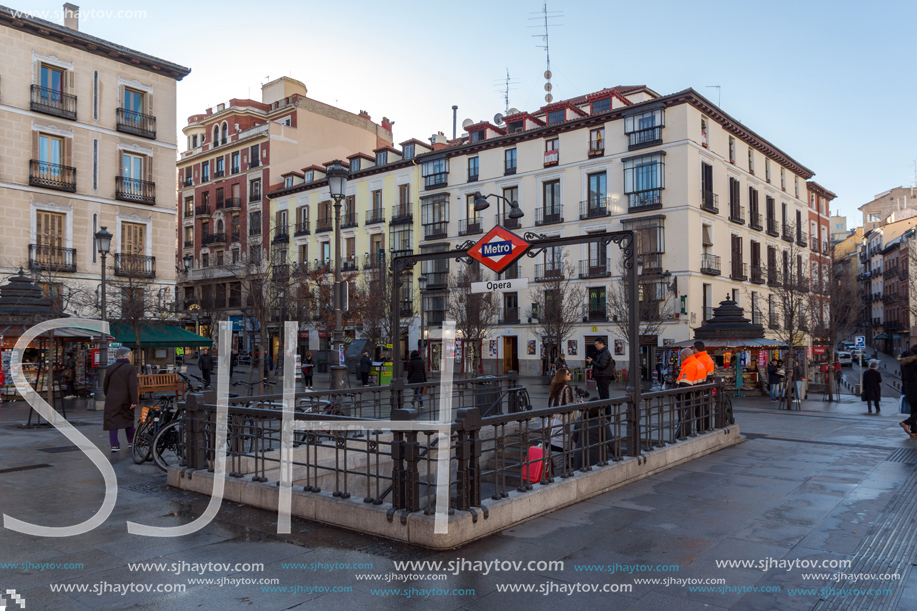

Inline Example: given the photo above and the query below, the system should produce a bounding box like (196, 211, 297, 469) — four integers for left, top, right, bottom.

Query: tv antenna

(530, 4, 562, 103)
(494, 69, 520, 115)
(706, 85, 721, 107)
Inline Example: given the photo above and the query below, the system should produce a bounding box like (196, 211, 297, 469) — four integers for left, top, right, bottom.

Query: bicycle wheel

(152, 420, 185, 472)
(132, 421, 155, 464)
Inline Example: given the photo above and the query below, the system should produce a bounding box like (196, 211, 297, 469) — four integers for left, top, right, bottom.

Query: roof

(0, 5, 190, 80)
(111, 324, 212, 349)
(346, 152, 374, 161)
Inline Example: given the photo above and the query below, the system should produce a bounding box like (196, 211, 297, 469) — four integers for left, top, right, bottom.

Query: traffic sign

(855, 336, 865, 348)
(467, 226, 530, 273)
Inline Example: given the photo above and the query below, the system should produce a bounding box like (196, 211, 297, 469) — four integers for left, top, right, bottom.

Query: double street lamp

(92, 226, 112, 410)
(326, 161, 349, 389)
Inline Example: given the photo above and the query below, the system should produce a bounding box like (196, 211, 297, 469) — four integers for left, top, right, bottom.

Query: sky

(16, 0, 917, 224)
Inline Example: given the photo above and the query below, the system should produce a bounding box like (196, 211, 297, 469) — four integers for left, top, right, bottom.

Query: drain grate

(37, 446, 83, 454)
(885, 448, 917, 465)
(0, 463, 52, 474)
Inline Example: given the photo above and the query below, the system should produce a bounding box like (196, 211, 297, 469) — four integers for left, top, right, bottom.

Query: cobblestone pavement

(1, 384, 916, 610)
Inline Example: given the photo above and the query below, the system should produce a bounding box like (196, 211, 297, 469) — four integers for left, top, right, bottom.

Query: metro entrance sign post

(466, 226, 530, 274)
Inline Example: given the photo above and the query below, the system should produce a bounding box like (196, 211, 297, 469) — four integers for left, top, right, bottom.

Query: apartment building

(0, 4, 189, 315)
(175, 76, 393, 348)
(878, 230, 915, 355)
(830, 215, 849, 245)
(859, 186, 917, 233)
(807, 182, 835, 334)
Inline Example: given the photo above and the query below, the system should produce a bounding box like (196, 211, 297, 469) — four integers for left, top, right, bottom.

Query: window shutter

(702, 225, 712, 246)
(67, 70, 74, 94)
(63, 136, 72, 167)
(146, 91, 153, 117)
(31, 130, 39, 160)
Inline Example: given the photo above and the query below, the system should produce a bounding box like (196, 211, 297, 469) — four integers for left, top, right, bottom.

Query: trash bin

(475, 375, 502, 416)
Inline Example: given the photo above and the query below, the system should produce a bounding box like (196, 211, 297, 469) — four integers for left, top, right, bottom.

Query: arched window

(221, 122, 228, 145)
(217, 219, 224, 234)
(212, 126, 219, 144)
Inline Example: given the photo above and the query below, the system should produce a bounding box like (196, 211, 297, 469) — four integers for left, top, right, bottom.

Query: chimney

(432, 131, 448, 151)
(452, 105, 458, 140)
(63, 3, 79, 30)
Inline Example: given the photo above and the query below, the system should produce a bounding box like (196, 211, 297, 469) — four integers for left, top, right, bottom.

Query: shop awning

(111, 323, 213, 349)
(671, 337, 788, 349)
(873, 333, 889, 341)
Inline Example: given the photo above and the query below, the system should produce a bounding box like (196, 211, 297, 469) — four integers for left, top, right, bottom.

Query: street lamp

(417, 274, 428, 356)
(326, 160, 349, 389)
(472, 191, 524, 221)
(92, 226, 112, 410)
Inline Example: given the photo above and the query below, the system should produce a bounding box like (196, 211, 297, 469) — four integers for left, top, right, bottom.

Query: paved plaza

(1, 371, 916, 610)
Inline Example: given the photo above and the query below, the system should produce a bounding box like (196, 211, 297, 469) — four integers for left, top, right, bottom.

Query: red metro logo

(467, 226, 530, 273)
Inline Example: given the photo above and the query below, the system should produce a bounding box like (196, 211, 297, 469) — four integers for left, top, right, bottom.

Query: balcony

(769, 313, 780, 330)
(214, 169, 225, 179)
(183, 240, 193, 248)
(534, 264, 564, 282)
(423, 222, 448, 240)
(223, 198, 241, 211)
(544, 150, 559, 166)
(316, 217, 332, 233)
(504, 163, 517, 176)
(765, 217, 779, 237)
(535, 206, 563, 226)
(499, 307, 520, 324)
(797, 231, 808, 248)
(750, 265, 765, 284)
(641, 253, 664, 275)
(751, 310, 763, 326)
(873, 317, 881, 326)
(342, 213, 358, 229)
(29, 160, 76, 192)
(116, 177, 156, 205)
(230, 231, 241, 243)
(114, 254, 156, 278)
(588, 140, 605, 156)
(424, 173, 448, 190)
(729, 204, 745, 224)
(901, 269, 908, 281)
(391, 204, 413, 225)
(116, 108, 156, 139)
(459, 219, 483, 236)
(343, 260, 358, 272)
(886, 321, 903, 332)
(883, 293, 897, 304)
(366, 208, 385, 225)
(195, 204, 210, 217)
(250, 158, 260, 169)
(749, 211, 763, 231)
(884, 266, 898, 279)
(700, 190, 719, 214)
(495, 213, 520, 230)
(579, 199, 609, 219)
(782, 224, 793, 243)
(700, 253, 721, 275)
(202, 232, 226, 246)
(467, 171, 478, 182)
(391, 249, 414, 260)
(400, 301, 414, 317)
(28, 244, 76, 273)
(767, 269, 781, 287)
(215, 198, 225, 210)
(272, 228, 289, 243)
(249, 191, 261, 203)
(627, 126, 662, 150)
(730, 261, 747, 281)
(703, 307, 713, 322)
(587, 309, 608, 322)
(183, 176, 193, 188)
(425, 271, 448, 290)
(579, 259, 610, 279)
(30, 85, 77, 120)
(811, 236, 819, 252)
(627, 188, 662, 211)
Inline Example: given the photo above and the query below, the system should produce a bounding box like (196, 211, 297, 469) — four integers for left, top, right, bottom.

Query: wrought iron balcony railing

(114, 254, 156, 278)
(116, 177, 156, 205)
(116, 107, 156, 139)
(30, 85, 76, 120)
(29, 160, 76, 192)
(29, 244, 76, 273)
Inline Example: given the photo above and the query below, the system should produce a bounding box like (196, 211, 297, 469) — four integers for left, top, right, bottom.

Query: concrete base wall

(170, 424, 743, 549)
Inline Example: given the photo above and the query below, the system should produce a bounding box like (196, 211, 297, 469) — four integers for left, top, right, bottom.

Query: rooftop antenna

(530, 4, 562, 104)
(494, 69, 520, 115)
(706, 85, 721, 107)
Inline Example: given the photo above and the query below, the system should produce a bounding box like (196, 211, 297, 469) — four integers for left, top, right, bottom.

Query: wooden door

(502, 336, 518, 374)
(122, 222, 145, 255)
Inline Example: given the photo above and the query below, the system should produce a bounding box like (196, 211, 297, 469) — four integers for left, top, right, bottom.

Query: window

(422, 158, 448, 188)
(390, 225, 413, 254)
(202, 191, 210, 208)
(403, 143, 415, 160)
(249, 246, 261, 265)
(586, 172, 607, 214)
(780, 167, 786, 190)
(92, 213, 97, 263)
(375, 150, 388, 165)
(212, 126, 219, 145)
(249, 178, 261, 202)
(548, 109, 565, 124)
(184, 196, 194, 218)
(765, 158, 771, 182)
(92, 139, 98, 190)
(588, 287, 606, 320)
(305, 171, 313, 182)
(624, 108, 664, 149)
(623, 153, 665, 209)
(544, 138, 559, 165)
(468, 156, 479, 181)
(867, 212, 881, 223)
(501, 186, 519, 225)
(728, 136, 735, 163)
(92, 70, 99, 120)
(231, 152, 240, 174)
(372, 190, 382, 212)
(220, 123, 228, 145)
(39, 133, 63, 166)
(505, 148, 517, 174)
(507, 120, 524, 133)
(34, 210, 65, 269)
(701, 117, 709, 148)
(470, 130, 485, 143)
(284, 176, 293, 188)
(249, 211, 261, 236)
(215, 156, 224, 177)
(202, 161, 210, 182)
(794, 176, 799, 198)
(201, 221, 210, 240)
(250, 144, 260, 168)
(591, 98, 610, 114)
(543, 180, 561, 213)
(748, 148, 754, 174)
(351, 158, 361, 172)
(40, 64, 64, 93)
(589, 128, 604, 153)
(121, 221, 146, 256)
(701, 162, 715, 212)
(192, 135, 198, 148)
(201, 253, 210, 268)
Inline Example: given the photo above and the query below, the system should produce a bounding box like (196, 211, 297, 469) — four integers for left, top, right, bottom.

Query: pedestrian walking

(554, 354, 567, 374)
(198, 347, 213, 388)
(862, 360, 882, 414)
(548, 367, 575, 475)
(898, 346, 917, 438)
(585, 338, 614, 400)
(63, 350, 77, 398)
(359, 352, 372, 387)
(302, 352, 315, 389)
(767, 358, 781, 401)
(406, 350, 427, 408)
(103, 347, 138, 452)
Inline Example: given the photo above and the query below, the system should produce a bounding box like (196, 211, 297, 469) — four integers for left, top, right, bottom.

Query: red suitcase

(523, 445, 548, 483)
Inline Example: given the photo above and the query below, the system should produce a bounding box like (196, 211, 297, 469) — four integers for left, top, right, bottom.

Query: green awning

(111, 323, 213, 349)
(872, 333, 889, 341)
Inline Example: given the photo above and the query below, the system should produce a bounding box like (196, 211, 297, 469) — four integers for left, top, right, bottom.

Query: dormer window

(351, 158, 361, 172)
(305, 171, 313, 182)
(470, 131, 485, 143)
(284, 176, 293, 188)
(376, 151, 388, 165)
(591, 98, 610, 114)
(403, 144, 415, 160)
(548, 109, 565, 124)
(507, 120, 524, 133)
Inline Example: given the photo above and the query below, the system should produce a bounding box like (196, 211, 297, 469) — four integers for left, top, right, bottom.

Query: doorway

(639, 336, 657, 381)
(502, 336, 518, 374)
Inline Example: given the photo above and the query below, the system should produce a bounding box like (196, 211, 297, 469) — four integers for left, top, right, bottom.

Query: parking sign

(855, 336, 865, 348)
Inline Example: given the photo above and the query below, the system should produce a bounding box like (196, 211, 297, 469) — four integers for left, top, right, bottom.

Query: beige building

(0, 5, 189, 319)
(859, 186, 917, 233)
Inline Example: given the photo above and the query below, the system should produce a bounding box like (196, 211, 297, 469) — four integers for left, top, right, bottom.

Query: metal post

(330, 195, 346, 389)
(93, 251, 108, 410)
(627, 239, 641, 456)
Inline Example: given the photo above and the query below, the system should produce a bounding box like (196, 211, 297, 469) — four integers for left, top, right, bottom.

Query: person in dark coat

(301, 352, 315, 389)
(585, 338, 613, 400)
(899, 346, 917, 437)
(229, 350, 238, 379)
(359, 352, 372, 387)
(198, 347, 214, 388)
(406, 350, 427, 407)
(862, 360, 882, 414)
(767, 358, 781, 401)
(63, 351, 77, 397)
(104, 347, 138, 452)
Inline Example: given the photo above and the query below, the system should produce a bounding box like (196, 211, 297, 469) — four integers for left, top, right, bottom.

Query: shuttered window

(121, 222, 145, 255)
(36, 211, 65, 249)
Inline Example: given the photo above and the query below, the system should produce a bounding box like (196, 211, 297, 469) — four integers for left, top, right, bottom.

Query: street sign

(855, 336, 865, 348)
(470, 278, 529, 294)
(467, 226, 530, 273)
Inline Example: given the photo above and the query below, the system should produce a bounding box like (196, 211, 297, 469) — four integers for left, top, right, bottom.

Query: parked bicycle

(132, 372, 204, 466)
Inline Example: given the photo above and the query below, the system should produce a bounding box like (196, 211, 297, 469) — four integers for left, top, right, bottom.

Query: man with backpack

(586, 338, 615, 400)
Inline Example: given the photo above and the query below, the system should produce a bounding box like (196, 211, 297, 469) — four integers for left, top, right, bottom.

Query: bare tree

(447, 262, 499, 375)
(606, 258, 674, 343)
(358, 257, 396, 354)
(808, 253, 860, 400)
(527, 254, 584, 375)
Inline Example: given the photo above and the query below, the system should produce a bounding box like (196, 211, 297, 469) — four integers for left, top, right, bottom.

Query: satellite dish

(544, 83, 553, 92)
(545, 93, 554, 103)
(544, 70, 552, 79)
(507, 107, 520, 115)
(462, 118, 474, 129)
(493, 113, 504, 125)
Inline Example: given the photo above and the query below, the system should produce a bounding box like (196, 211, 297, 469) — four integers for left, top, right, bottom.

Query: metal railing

(29, 160, 76, 192)
(195, 204, 210, 217)
(499, 307, 520, 324)
(116, 107, 156, 139)
(701, 190, 719, 214)
(766, 217, 779, 237)
(342, 212, 358, 229)
(316, 217, 332, 233)
(366, 208, 385, 225)
(495, 213, 520, 230)
(294, 221, 310, 237)
(424, 173, 448, 189)
(589, 140, 605, 155)
(391, 204, 412, 224)
(30, 85, 76, 120)
(459, 219, 483, 236)
(114, 254, 156, 278)
(273, 228, 289, 243)
(797, 231, 808, 248)
(116, 177, 156, 205)
(627, 126, 662, 149)
(588, 309, 608, 322)
(769, 313, 780, 330)
(730, 261, 747, 281)
(534, 263, 564, 282)
(767, 269, 781, 287)
(750, 265, 765, 284)
(627, 189, 661, 210)
(641, 253, 663, 274)
(202, 233, 226, 246)
(782, 224, 793, 242)
(729, 204, 745, 223)
(748, 211, 763, 231)
(223, 198, 242, 211)
(535, 206, 563, 226)
(700, 253, 721, 275)
(28, 244, 76, 273)
(579, 199, 609, 219)
(579, 259, 610, 278)
(423, 222, 448, 240)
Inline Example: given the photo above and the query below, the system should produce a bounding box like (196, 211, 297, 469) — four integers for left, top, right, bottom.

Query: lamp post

(326, 160, 349, 389)
(92, 226, 112, 410)
(472, 191, 525, 221)
(417, 274, 428, 360)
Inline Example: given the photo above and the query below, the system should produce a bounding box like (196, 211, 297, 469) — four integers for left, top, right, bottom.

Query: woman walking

(548, 368, 574, 475)
(104, 347, 138, 452)
(301, 352, 315, 390)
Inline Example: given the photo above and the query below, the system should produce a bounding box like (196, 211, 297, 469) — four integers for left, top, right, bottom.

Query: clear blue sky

(17, 0, 917, 223)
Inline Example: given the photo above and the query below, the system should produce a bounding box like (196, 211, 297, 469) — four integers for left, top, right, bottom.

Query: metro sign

(467, 225, 530, 273)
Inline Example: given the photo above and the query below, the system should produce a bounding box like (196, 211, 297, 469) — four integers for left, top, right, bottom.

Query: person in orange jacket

(692, 341, 716, 432)
(676, 347, 702, 436)
(677, 348, 705, 386)
(693, 341, 715, 380)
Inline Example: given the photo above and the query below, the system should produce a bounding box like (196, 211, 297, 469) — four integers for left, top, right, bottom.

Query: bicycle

(140, 372, 205, 470)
